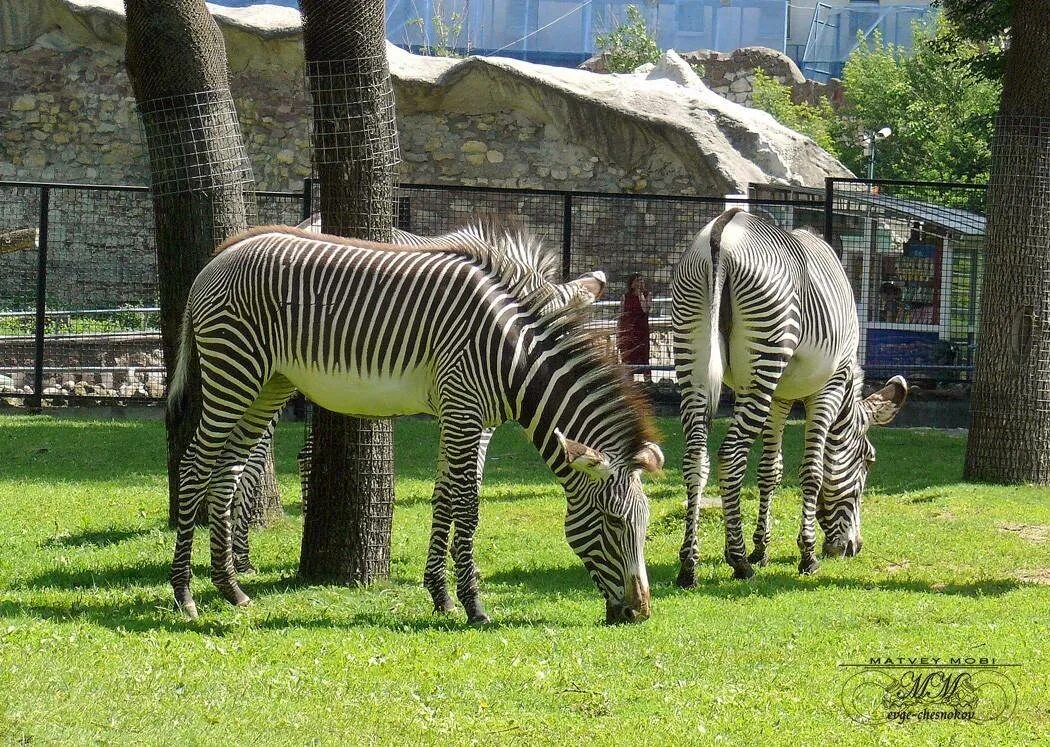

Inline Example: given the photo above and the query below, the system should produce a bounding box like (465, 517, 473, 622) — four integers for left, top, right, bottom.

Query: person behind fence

(617, 273, 652, 381)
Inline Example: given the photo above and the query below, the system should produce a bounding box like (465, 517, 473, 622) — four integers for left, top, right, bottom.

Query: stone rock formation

(0, 0, 851, 195)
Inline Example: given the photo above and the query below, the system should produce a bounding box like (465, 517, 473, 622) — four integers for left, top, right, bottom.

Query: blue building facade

(214, 1, 935, 79)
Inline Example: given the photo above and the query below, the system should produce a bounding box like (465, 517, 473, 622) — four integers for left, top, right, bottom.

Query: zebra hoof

(216, 581, 252, 607)
(463, 599, 490, 626)
(234, 558, 257, 575)
(747, 545, 769, 566)
(730, 561, 755, 580)
(174, 588, 198, 620)
(675, 566, 697, 589)
(433, 596, 456, 614)
(798, 556, 821, 575)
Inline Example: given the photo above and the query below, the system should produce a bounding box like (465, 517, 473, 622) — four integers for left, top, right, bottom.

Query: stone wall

(584, 45, 844, 110)
(677, 47, 843, 108)
(1, 1, 849, 198)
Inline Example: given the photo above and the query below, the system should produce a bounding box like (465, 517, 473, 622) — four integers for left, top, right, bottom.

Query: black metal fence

(0, 178, 985, 408)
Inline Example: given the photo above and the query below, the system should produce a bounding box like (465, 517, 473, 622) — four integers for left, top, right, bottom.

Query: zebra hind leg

(717, 392, 778, 580)
(207, 376, 296, 609)
(749, 399, 790, 567)
(171, 403, 250, 618)
(797, 376, 848, 575)
(231, 420, 278, 574)
(677, 388, 710, 589)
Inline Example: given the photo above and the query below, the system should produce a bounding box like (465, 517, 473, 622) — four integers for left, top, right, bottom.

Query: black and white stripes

(673, 209, 907, 584)
(168, 223, 659, 624)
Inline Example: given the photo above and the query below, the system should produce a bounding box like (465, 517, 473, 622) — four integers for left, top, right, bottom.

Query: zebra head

(819, 375, 909, 557)
(555, 430, 664, 624)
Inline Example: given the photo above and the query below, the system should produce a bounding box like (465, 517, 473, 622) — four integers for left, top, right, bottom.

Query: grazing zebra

(170, 223, 663, 624)
(673, 209, 907, 584)
(228, 218, 608, 570)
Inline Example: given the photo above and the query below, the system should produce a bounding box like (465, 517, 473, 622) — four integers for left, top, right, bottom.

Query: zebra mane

(517, 296, 660, 456)
(216, 220, 560, 303)
(417, 220, 562, 307)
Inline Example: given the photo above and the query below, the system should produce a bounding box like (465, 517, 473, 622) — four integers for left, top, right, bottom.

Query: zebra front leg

(171, 438, 209, 619)
(717, 392, 773, 579)
(677, 390, 710, 588)
(750, 398, 790, 567)
(439, 411, 489, 624)
(798, 379, 847, 574)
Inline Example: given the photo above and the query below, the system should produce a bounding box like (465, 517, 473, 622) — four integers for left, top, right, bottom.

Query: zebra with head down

(169, 222, 663, 624)
(673, 209, 908, 584)
(229, 218, 608, 571)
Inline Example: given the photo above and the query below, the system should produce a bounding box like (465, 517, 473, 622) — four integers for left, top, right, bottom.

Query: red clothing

(617, 292, 650, 365)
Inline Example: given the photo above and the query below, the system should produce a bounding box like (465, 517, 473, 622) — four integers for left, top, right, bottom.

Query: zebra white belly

(775, 341, 842, 401)
(278, 363, 437, 417)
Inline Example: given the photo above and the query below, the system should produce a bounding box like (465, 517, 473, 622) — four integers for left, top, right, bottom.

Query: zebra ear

(555, 428, 613, 481)
(861, 376, 909, 428)
(575, 270, 607, 300)
(633, 442, 664, 473)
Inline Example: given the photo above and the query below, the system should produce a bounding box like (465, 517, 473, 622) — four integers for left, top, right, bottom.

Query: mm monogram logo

(838, 661, 1018, 725)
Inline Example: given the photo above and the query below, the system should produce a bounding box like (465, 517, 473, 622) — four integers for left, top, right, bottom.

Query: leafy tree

(752, 19, 1002, 184)
(840, 21, 1001, 183)
(595, 5, 660, 73)
(751, 70, 843, 158)
(933, 0, 1011, 79)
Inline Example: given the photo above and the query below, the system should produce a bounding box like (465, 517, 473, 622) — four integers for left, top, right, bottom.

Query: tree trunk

(965, 4, 1050, 483)
(124, 0, 281, 526)
(298, 0, 398, 584)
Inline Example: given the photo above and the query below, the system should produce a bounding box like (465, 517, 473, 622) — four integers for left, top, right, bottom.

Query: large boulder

(393, 45, 851, 191)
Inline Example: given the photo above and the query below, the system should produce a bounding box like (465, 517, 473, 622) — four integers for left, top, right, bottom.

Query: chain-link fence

(0, 178, 987, 408)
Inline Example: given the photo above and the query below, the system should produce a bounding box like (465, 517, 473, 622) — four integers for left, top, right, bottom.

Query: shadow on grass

(486, 559, 1024, 600)
(40, 525, 161, 549)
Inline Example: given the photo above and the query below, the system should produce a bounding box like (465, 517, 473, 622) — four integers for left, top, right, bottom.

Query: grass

(0, 414, 1047, 745)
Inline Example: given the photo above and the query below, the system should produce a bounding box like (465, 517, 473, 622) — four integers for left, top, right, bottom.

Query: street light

(864, 126, 893, 180)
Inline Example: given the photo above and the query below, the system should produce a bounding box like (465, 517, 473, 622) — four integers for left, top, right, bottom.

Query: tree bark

(123, 0, 281, 524)
(298, 0, 398, 584)
(965, 3, 1050, 483)
(248, 446, 284, 528)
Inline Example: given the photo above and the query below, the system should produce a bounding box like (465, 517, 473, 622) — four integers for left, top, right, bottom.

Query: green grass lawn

(0, 414, 1047, 745)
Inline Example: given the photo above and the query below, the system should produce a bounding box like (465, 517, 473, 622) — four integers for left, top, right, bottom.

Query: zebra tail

(167, 302, 194, 416)
(703, 250, 726, 423)
(702, 208, 744, 421)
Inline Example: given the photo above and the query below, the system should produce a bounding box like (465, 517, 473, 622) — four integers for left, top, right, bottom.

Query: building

(381, 1, 935, 76)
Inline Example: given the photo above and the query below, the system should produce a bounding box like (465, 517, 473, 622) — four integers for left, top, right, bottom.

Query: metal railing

(0, 177, 985, 407)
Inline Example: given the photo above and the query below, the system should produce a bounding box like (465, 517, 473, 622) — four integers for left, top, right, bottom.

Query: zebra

(169, 223, 663, 625)
(672, 208, 908, 585)
(228, 218, 608, 570)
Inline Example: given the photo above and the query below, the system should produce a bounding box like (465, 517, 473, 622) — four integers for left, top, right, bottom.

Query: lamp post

(864, 126, 893, 180)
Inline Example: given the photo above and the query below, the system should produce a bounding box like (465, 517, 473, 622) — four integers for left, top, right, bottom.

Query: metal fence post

(30, 186, 49, 414)
(823, 176, 835, 252)
(561, 192, 573, 280)
(300, 176, 313, 224)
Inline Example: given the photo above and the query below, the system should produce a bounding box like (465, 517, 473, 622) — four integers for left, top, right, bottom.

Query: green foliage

(409, 0, 467, 58)
(752, 18, 1002, 183)
(751, 70, 843, 158)
(933, 0, 1011, 78)
(840, 21, 1002, 183)
(1, 415, 1048, 743)
(594, 5, 661, 73)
